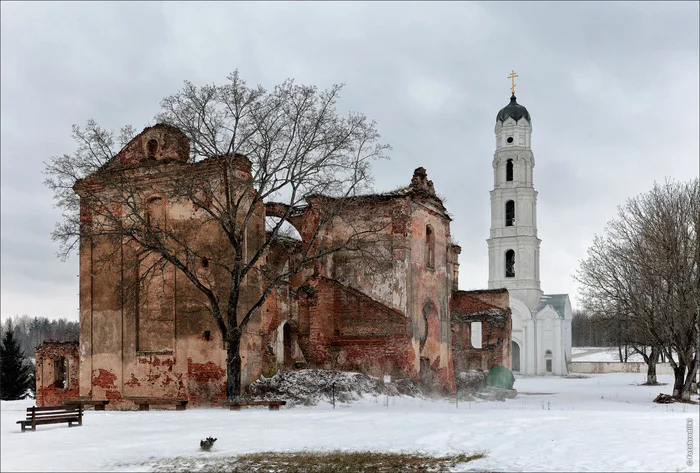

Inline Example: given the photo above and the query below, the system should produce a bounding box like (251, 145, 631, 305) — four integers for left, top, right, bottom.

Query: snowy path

(2, 373, 698, 472)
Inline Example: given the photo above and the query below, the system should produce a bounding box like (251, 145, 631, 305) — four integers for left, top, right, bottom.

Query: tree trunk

(672, 363, 686, 399)
(226, 331, 242, 402)
(681, 361, 698, 401)
(645, 348, 658, 385)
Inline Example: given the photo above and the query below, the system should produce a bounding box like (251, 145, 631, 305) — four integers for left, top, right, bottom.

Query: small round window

(506, 137, 514, 144)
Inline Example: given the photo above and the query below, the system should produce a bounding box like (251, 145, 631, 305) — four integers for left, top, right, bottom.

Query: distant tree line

(572, 310, 670, 364)
(571, 310, 615, 347)
(0, 315, 79, 360)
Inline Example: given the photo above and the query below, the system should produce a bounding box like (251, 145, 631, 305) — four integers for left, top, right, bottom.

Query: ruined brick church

(35, 101, 528, 409)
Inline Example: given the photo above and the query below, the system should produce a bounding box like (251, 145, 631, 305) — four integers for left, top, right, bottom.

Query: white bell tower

(487, 74, 543, 310)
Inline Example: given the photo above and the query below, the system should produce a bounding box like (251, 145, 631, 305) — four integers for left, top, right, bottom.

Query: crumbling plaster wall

(407, 202, 455, 392)
(77, 125, 266, 408)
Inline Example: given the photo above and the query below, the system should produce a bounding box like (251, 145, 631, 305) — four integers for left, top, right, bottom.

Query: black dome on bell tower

(496, 95, 531, 124)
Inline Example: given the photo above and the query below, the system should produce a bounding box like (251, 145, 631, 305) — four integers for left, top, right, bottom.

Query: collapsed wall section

(297, 276, 416, 380)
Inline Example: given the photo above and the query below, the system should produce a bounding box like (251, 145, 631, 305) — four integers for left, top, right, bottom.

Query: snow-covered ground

(2, 373, 698, 472)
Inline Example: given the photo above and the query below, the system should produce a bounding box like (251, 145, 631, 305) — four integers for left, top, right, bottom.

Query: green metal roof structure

(486, 366, 515, 390)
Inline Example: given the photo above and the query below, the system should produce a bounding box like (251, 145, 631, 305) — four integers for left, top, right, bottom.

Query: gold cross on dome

(508, 70, 518, 95)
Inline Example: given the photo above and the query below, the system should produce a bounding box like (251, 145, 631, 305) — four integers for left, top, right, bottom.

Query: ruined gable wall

(77, 126, 267, 408)
(112, 123, 189, 168)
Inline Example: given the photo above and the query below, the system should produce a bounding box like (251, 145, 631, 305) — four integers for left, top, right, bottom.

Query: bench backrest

(26, 406, 81, 419)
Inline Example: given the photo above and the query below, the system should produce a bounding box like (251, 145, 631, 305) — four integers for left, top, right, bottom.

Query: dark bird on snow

(200, 436, 217, 451)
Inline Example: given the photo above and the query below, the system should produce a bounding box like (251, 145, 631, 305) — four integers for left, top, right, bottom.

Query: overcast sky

(1, 1, 698, 322)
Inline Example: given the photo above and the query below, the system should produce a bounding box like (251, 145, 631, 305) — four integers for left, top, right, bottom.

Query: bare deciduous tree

(576, 179, 699, 399)
(45, 72, 391, 400)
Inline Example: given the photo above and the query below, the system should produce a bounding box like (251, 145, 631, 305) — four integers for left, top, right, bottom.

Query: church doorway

(511, 341, 521, 372)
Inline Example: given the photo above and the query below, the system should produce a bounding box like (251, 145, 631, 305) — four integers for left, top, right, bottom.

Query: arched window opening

(506, 159, 513, 182)
(425, 225, 435, 269)
(505, 200, 515, 227)
(505, 250, 515, 278)
(471, 321, 482, 349)
(545, 349, 553, 373)
(147, 139, 159, 159)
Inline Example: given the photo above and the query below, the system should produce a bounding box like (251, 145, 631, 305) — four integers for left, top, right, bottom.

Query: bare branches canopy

(576, 178, 699, 399)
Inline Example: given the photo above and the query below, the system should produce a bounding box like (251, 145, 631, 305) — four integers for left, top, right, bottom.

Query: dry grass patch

(147, 450, 486, 472)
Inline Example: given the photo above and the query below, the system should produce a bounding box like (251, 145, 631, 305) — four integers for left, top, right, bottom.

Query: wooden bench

(226, 400, 286, 411)
(17, 405, 82, 432)
(63, 398, 109, 411)
(125, 397, 188, 411)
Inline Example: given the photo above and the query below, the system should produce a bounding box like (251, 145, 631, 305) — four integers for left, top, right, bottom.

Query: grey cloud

(1, 1, 697, 321)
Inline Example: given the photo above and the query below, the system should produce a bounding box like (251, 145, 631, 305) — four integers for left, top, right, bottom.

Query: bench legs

(95, 404, 106, 411)
(136, 403, 186, 410)
(228, 404, 282, 410)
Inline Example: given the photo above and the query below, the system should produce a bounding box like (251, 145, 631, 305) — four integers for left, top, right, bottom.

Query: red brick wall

(297, 277, 417, 379)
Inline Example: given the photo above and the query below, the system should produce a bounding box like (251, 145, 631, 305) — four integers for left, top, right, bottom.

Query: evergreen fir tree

(0, 320, 31, 400)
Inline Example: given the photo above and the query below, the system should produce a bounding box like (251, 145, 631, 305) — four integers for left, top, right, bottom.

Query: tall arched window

(146, 196, 165, 229)
(505, 200, 515, 227)
(505, 249, 515, 278)
(425, 225, 435, 269)
(506, 159, 513, 182)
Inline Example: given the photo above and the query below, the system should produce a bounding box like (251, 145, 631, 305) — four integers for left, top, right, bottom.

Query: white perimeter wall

(568, 362, 674, 375)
